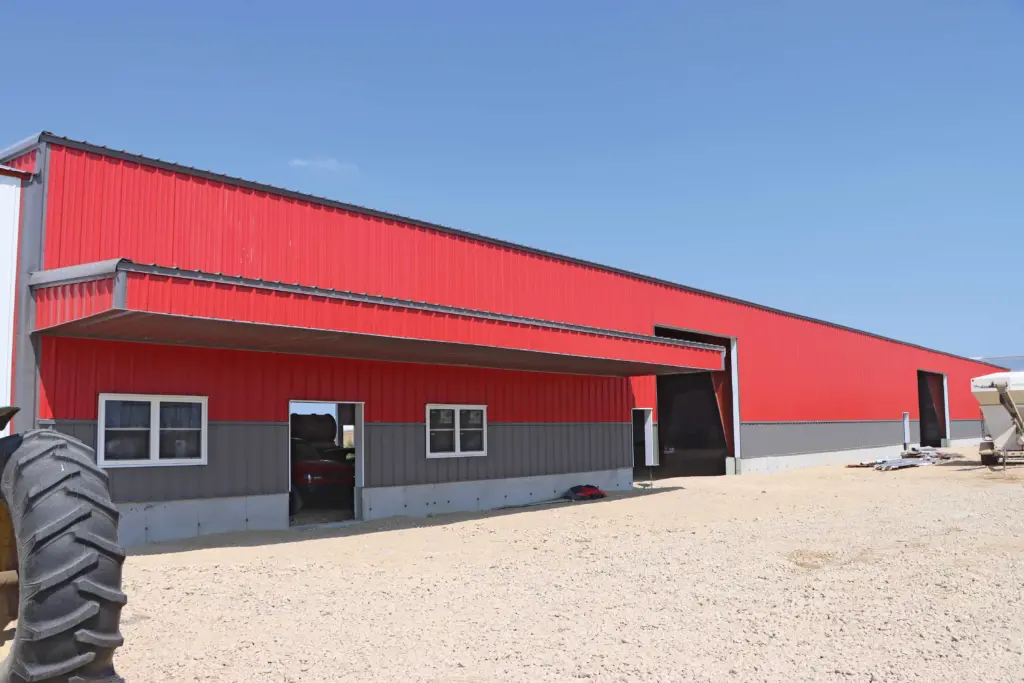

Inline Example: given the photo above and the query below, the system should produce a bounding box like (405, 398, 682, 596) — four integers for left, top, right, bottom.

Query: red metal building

(0, 132, 1001, 546)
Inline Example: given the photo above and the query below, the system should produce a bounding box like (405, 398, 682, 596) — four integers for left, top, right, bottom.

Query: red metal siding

(44, 145, 654, 330)
(123, 273, 721, 371)
(641, 288, 988, 423)
(43, 145, 997, 423)
(4, 150, 36, 173)
(34, 279, 115, 330)
(39, 337, 635, 424)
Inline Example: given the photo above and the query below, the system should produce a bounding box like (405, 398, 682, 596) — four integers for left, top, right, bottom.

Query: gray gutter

(0, 164, 32, 179)
(28, 259, 726, 360)
(5, 131, 998, 369)
(28, 258, 123, 287)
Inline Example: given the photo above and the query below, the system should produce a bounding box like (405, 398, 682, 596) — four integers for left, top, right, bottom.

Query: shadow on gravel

(935, 458, 1023, 470)
(128, 485, 684, 557)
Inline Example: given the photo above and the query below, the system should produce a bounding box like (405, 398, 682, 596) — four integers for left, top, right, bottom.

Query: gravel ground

(118, 452, 1024, 682)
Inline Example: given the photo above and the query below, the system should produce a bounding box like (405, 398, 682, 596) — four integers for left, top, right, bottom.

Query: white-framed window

(426, 404, 487, 458)
(97, 393, 208, 468)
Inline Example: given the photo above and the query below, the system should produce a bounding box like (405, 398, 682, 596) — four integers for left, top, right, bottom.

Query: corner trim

(113, 270, 127, 308)
(12, 142, 48, 431)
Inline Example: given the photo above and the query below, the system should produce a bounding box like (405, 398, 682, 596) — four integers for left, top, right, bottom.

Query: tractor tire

(0, 429, 126, 683)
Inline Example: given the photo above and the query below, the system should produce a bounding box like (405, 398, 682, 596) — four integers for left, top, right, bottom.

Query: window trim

(425, 404, 487, 459)
(97, 393, 209, 468)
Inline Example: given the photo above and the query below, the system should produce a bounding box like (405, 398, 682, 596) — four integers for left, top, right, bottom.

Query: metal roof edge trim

(0, 133, 43, 164)
(0, 164, 32, 179)
(116, 261, 725, 358)
(50, 311, 715, 377)
(30, 132, 998, 369)
(29, 259, 124, 288)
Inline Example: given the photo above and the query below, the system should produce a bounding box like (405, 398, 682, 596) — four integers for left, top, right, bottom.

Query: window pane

(460, 409, 484, 428)
(460, 429, 484, 452)
(105, 400, 150, 428)
(429, 429, 455, 453)
(160, 402, 202, 429)
(429, 409, 455, 429)
(104, 429, 150, 461)
(159, 430, 202, 460)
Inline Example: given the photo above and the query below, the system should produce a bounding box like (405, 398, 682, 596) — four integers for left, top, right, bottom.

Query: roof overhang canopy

(30, 260, 725, 377)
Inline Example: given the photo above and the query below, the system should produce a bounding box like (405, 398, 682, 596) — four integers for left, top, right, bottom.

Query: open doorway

(651, 326, 736, 477)
(655, 373, 729, 476)
(632, 408, 656, 470)
(288, 400, 363, 526)
(917, 371, 948, 448)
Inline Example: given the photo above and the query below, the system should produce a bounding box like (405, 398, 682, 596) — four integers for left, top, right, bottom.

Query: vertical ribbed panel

(33, 279, 115, 329)
(39, 337, 633, 424)
(364, 422, 631, 488)
(122, 273, 722, 370)
(42, 144, 997, 422)
(48, 420, 288, 503)
(3, 150, 36, 173)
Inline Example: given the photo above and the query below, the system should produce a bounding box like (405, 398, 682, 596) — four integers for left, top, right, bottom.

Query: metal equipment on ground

(970, 371, 1024, 468)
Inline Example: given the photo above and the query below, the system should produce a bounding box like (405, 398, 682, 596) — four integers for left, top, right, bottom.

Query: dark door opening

(632, 409, 647, 468)
(649, 327, 734, 477)
(655, 373, 729, 476)
(289, 401, 361, 526)
(917, 371, 947, 448)
(632, 407, 655, 471)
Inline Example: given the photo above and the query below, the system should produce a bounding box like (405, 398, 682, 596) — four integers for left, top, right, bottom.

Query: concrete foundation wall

(117, 493, 289, 548)
(738, 436, 984, 475)
(360, 467, 633, 521)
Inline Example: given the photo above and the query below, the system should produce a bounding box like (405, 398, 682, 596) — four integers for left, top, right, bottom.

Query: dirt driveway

(118, 455, 1024, 682)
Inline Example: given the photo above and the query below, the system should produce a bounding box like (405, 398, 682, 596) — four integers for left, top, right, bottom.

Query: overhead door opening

(649, 326, 735, 477)
(655, 373, 729, 476)
(917, 371, 948, 448)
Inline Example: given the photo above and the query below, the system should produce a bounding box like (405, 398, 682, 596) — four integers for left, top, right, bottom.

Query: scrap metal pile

(847, 446, 960, 471)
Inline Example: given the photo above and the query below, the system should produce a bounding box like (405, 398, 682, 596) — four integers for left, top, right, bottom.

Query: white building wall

(0, 176, 21, 436)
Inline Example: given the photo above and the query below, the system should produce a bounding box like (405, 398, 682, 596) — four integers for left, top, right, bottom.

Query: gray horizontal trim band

(45, 419, 628, 427)
(371, 421, 631, 427)
(738, 419, 982, 459)
(741, 419, 978, 426)
(45, 419, 288, 503)
(29, 258, 123, 287)
(10, 131, 1001, 370)
(0, 164, 31, 179)
(41, 419, 289, 426)
(742, 419, 914, 426)
(42, 259, 721, 356)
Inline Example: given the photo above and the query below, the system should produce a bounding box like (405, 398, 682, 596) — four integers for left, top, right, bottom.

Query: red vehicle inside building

(289, 413, 355, 514)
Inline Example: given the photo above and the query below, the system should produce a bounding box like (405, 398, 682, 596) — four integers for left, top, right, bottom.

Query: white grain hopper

(970, 371, 1024, 466)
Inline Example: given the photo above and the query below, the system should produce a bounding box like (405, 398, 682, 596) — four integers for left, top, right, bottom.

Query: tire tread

(1, 429, 126, 683)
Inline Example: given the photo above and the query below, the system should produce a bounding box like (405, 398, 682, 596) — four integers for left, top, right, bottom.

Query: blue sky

(3, 1, 1022, 358)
